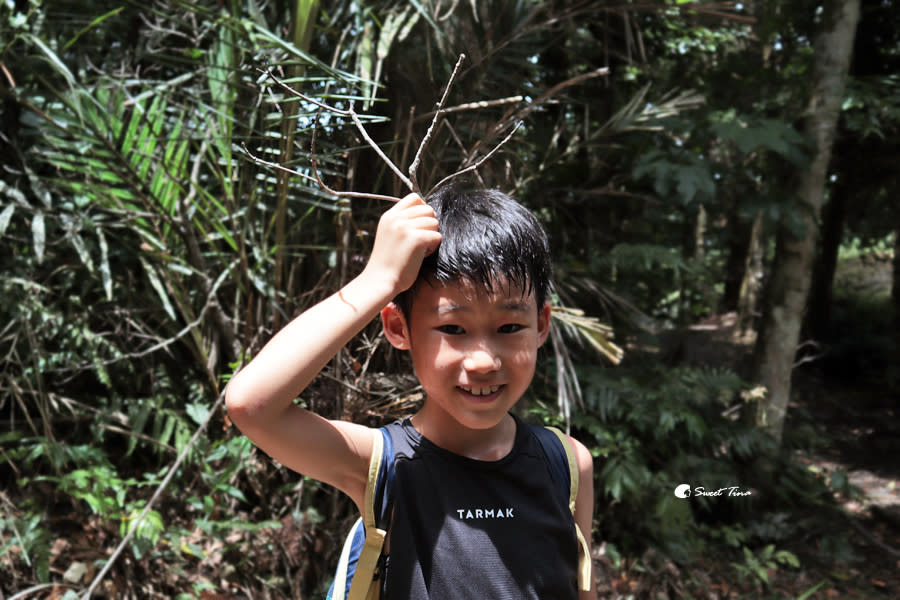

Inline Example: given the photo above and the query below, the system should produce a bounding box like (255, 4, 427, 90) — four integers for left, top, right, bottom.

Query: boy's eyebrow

(434, 300, 532, 314)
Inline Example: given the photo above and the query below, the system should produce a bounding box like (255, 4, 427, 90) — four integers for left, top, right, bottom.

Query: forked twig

(409, 53, 466, 192)
(427, 121, 522, 196)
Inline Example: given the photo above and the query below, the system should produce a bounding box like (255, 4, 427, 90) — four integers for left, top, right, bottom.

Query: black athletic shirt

(379, 415, 578, 599)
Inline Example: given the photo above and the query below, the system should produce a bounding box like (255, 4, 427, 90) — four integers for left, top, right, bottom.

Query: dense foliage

(1, 1, 897, 598)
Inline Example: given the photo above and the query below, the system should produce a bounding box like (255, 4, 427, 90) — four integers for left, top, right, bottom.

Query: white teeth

(460, 385, 501, 396)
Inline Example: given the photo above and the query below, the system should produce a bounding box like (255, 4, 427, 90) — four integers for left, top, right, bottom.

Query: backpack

(327, 425, 592, 600)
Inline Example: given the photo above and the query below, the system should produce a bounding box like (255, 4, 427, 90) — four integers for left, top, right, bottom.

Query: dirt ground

(790, 373, 900, 599)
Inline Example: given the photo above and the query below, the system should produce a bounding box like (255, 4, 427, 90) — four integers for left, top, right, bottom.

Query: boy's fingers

(403, 203, 436, 217)
(420, 230, 442, 256)
(398, 192, 424, 207)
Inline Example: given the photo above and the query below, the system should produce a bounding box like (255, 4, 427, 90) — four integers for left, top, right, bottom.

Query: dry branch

(409, 53, 466, 192)
(258, 53, 528, 202)
(488, 67, 610, 141)
(263, 68, 414, 193)
(427, 121, 522, 196)
(414, 95, 525, 121)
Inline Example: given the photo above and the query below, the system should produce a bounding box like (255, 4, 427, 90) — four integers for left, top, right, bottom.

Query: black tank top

(379, 416, 578, 599)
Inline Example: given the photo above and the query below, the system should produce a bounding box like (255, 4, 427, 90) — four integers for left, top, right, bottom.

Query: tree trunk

(722, 208, 753, 313)
(806, 177, 847, 339)
(893, 224, 900, 334)
(737, 210, 765, 336)
(750, 0, 860, 443)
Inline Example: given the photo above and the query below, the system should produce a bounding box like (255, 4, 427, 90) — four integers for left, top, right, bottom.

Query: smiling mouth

(458, 385, 503, 397)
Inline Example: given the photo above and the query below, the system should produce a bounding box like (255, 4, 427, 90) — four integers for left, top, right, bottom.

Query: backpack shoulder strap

(540, 426, 593, 593)
(329, 429, 390, 600)
(347, 428, 388, 600)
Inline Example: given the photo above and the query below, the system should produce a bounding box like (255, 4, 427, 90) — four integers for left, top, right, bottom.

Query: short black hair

(394, 181, 553, 318)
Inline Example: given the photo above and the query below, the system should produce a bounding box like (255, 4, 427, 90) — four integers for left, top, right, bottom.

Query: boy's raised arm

(225, 194, 441, 508)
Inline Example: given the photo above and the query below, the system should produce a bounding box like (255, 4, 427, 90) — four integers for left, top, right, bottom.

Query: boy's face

(382, 277, 551, 432)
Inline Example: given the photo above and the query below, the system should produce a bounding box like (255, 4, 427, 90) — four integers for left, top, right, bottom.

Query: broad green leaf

(185, 402, 210, 426)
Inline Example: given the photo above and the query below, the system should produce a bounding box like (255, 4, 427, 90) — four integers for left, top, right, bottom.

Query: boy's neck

(409, 407, 517, 461)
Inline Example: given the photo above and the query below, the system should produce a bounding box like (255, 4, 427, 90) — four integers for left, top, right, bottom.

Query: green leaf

(31, 212, 45, 263)
(775, 549, 800, 568)
(0, 203, 15, 236)
(140, 258, 178, 321)
(185, 402, 210, 426)
(25, 34, 76, 88)
(797, 581, 828, 600)
(63, 216, 94, 272)
(97, 228, 112, 301)
(752, 564, 769, 583)
(63, 6, 125, 51)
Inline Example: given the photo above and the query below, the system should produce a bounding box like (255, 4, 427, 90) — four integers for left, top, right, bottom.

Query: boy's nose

(462, 347, 501, 373)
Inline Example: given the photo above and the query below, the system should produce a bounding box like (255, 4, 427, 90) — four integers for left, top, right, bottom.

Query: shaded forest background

(1, 1, 898, 598)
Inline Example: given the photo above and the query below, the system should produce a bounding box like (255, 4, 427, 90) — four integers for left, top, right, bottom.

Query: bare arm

(225, 194, 441, 509)
(571, 436, 597, 600)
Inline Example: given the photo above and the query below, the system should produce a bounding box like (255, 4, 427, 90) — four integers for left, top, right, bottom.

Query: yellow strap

(546, 427, 592, 592)
(575, 522, 592, 592)
(347, 431, 386, 600)
(363, 431, 384, 529)
(348, 527, 386, 600)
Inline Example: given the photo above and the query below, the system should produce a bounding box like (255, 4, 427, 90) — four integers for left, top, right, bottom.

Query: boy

(225, 183, 596, 598)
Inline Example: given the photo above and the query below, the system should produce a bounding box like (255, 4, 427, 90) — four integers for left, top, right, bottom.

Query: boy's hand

(364, 193, 441, 294)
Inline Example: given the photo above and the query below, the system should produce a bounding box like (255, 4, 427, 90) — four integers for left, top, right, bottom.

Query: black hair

(394, 181, 553, 318)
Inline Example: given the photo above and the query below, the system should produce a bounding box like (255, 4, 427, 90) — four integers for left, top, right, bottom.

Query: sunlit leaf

(98, 228, 113, 301)
(31, 212, 45, 264)
(0, 203, 15, 236)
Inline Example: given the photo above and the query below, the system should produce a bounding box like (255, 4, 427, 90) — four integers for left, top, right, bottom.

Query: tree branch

(263, 69, 413, 192)
(241, 142, 399, 202)
(427, 121, 521, 195)
(409, 53, 466, 194)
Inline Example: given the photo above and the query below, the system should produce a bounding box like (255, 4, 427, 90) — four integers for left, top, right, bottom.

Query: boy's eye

(498, 323, 525, 334)
(437, 324, 465, 335)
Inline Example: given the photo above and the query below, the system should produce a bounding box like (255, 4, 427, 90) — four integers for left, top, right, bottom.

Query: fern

(572, 361, 838, 562)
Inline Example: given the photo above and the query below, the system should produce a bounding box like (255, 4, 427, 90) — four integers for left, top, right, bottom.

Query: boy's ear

(537, 301, 552, 347)
(381, 302, 411, 350)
